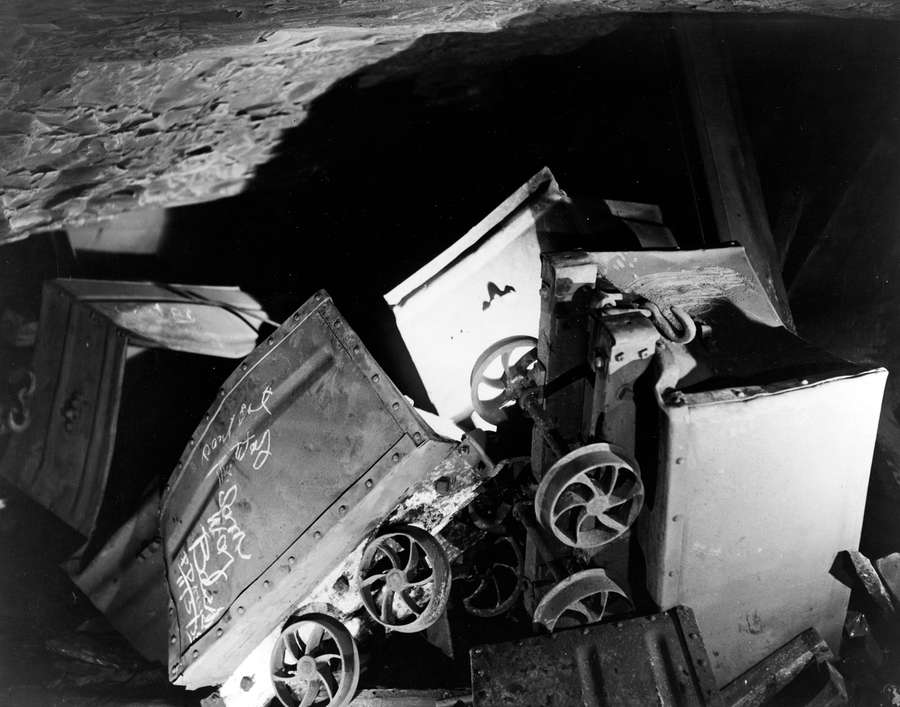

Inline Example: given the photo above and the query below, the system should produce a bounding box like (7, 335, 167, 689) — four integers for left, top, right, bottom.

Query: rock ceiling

(1, 0, 896, 242)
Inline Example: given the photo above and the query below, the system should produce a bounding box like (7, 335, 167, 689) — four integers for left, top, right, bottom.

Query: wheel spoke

(271, 671, 293, 685)
(305, 624, 324, 653)
(604, 496, 634, 511)
(405, 541, 420, 574)
(317, 667, 338, 700)
(489, 574, 502, 605)
(500, 351, 511, 371)
(513, 349, 538, 372)
(399, 589, 423, 616)
(362, 571, 388, 588)
(606, 465, 620, 496)
(408, 573, 434, 589)
(377, 543, 402, 568)
(314, 653, 342, 664)
(594, 513, 627, 534)
(552, 494, 588, 521)
(284, 631, 304, 662)
(380, 588, 395, 622)
(569, 599, 600, 623)
(574, 510, 597, 544)
(298, 684, 318, 707)
(465, 577, 489, 602)
(573, 475, 602, 501)
(479, 376, 506, 390)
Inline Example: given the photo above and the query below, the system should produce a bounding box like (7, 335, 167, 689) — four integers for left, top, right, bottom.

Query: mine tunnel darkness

(73, 15, 898, 406)
(2, 10, 900, 707)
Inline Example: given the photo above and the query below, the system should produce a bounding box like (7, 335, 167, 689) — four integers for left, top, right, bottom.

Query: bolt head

(434, 476, 451, 495)
(365, 479, 373, 489)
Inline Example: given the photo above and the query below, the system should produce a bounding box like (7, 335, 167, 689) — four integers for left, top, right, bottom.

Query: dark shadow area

(4, 11, 900, 704)
(157, 13, 703, 408)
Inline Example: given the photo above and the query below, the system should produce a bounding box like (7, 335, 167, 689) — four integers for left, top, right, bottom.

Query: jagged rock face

(0, 0, 896, 242)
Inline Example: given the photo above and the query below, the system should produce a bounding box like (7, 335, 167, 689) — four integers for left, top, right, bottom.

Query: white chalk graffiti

(202, 385, 274, 478)
(175, 482, 252, 642)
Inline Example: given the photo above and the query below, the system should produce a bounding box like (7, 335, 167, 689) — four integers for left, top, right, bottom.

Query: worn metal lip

(667, 366, 887, 409)
(384, 167, 559, 307)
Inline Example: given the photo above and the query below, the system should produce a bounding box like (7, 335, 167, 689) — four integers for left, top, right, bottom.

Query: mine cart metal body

(536, 245, 886, 686)
(1, 278, 265, 538)
(161, 291, 490, 689)
(384, 167, 673, 424)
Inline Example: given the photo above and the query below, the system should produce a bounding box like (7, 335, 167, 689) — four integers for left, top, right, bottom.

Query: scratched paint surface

(164, 304, 404, 646)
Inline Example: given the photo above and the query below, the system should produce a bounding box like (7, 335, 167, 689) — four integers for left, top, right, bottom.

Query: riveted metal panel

(161, 291, 492, 688)
(470, 606, 721, 706)
(2, 281, 126, 536)
(384, 168, 584, 423)
(0, 279, 265, 537)
(641, 365, 886, 687)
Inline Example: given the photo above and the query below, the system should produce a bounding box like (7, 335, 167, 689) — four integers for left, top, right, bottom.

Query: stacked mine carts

(153, 169, 886, 706)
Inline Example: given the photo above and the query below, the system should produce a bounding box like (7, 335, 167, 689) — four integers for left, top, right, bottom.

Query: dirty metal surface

(0, 279, 264, 538)
(720, 628, 833, 707)
(641, 352, 886, 686)
(69, 491, 169, 664)
(876, 553, 900, 604)
(385, 167, 584, 423)
(532, 244, 783, 470)
(161, 291, 490, 689)
(52, 279, 267, 358)
(470, 605, 721, 706)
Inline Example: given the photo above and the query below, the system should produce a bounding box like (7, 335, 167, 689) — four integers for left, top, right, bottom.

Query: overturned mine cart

(161, 291, 492, 698)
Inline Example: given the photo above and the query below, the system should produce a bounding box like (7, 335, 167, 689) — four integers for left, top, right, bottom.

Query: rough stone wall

(1, 0, 896, 242)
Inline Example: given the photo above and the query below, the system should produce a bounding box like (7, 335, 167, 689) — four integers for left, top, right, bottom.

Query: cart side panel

(162, 294, 406, 657)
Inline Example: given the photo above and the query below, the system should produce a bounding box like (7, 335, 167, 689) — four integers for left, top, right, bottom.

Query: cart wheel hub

(296, 656, 317, 679)
(385, 569, 407, 591)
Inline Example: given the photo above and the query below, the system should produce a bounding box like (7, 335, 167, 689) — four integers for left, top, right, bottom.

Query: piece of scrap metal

(162, 290, 493, 689)
(536, 246, 886, 687)
(385, 169, 673, 425)
(848, 550, 897, 618)
(469, 605, 721, 706)
(384, 168, 581, 423)
(720, 629, 834, 707)
(0, 278, 266, 538)
(875, 552, 900, 605)
(67, 490, 169, 664)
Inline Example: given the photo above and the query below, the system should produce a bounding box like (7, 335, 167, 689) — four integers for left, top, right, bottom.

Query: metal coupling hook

(644, 302, 696, 344)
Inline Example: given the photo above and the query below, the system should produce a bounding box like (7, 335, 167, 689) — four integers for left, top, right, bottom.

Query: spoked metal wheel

(535, 442, 644, 549)
(469, 336, 538, 424)
(270, 613, 359, 707)
(457, 535, 525, 618)
(357, 525, 451, 633)
(533, 568, 631, 632)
